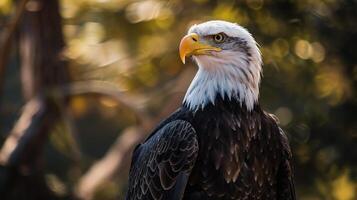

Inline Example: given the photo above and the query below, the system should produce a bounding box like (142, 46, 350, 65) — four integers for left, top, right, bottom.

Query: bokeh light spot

(26, 0, 42, 12)
(272, 38, 290, 58)
(70, 96, 88, 117)
(332, 170, 356, 200)
(295, 40, 313, 59)
(45, 174, 67, 197)
(125, 0, 168, 23)
(82, 22, 105, 45)
(315, 66, 351, 105)
(275, 107, 293, 126)
(311, 42, 326, 63)
(100, 97, 119, 108)
(0, 0, 12, 14)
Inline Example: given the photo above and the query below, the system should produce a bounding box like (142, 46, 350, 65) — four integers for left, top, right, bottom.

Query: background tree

(0, 0, 69, 199)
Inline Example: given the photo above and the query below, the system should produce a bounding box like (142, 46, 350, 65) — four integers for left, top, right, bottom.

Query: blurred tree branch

(61, 80, 151, 126)
(18, 0, 69, 100)
(0, 96, 54, 166)
(0, 95, 61, 199)
(0, 0, 29, 100)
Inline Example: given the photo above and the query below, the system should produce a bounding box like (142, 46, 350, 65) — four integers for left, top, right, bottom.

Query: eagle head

(179, 20, 262, 111)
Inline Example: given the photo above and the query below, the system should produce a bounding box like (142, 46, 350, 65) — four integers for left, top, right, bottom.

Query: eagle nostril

(192, 37, 198, 42)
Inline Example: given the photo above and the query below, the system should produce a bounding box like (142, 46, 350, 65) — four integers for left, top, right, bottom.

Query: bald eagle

(125, 20, 296, 200)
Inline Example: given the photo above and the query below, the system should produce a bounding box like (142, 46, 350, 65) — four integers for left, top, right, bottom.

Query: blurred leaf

(45, 174, 68, 197)
(0, 0, 12, 14)
(332, 170, 356, 200)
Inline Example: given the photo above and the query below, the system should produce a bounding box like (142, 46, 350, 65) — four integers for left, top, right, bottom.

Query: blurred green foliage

(1, 0, 357, 199)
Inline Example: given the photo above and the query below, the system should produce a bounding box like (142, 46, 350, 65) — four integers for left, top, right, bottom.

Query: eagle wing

(277, 128, 296, 200)
(125, 120, 198, 200)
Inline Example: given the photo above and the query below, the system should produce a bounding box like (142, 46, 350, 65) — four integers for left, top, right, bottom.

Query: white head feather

(183, 20, 262, 111)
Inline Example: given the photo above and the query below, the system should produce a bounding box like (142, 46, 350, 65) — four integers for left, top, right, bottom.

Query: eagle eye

(213, 33, 225, 43)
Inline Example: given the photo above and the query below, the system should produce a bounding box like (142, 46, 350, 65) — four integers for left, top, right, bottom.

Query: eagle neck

(183, 63, 259, 112)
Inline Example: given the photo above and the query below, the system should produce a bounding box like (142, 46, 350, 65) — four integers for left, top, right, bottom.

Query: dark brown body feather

(126, 97, 295, 200)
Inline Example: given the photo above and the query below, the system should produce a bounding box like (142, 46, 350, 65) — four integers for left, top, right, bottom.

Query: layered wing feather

(125, 120, 198, 200)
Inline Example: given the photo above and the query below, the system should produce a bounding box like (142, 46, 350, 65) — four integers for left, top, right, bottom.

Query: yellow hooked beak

(179, 33, 221, 64)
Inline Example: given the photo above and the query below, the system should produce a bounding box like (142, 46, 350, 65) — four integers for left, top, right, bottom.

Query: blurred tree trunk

(19, 0, 69, 100)
(0, 0, 70, 199)
(0, 0, 29, 100)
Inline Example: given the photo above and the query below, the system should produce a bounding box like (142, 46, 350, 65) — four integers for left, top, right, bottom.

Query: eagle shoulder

(264, 113, 296, 200)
